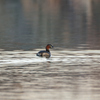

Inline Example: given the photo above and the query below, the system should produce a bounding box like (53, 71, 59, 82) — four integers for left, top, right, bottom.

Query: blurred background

(0, 0, 100, 50)
(0, 1, 100, 100)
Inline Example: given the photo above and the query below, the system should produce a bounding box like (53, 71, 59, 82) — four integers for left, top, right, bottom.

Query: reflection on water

(0, 0, 100, 100)
(0, 49, 100, 100)
(0, 0, 100, 50)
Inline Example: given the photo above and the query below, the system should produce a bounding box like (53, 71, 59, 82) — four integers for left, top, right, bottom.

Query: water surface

(0, 0, 100, 50)
(0, 0, 100, 100)
(0, 49, 100, 100)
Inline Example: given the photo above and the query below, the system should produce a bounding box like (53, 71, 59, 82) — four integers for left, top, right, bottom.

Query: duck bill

(51, 45, 54, 48)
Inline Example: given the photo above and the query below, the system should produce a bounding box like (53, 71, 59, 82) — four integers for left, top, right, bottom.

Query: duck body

(36, 50, 51, 58)
(36, 44, 53, 58)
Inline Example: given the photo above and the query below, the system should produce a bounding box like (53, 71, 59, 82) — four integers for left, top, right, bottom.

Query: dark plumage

(36, 44, 53, 58)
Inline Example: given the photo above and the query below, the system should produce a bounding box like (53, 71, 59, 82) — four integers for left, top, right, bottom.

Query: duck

(36, 44, 53, 58)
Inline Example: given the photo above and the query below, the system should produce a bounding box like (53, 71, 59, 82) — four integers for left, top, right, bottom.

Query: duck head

(46, 44, 53, 50)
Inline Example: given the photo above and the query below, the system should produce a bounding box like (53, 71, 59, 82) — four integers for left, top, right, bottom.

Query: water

(0, 50, 100, 100)
(0, 0, 100, 100)
(0, 0, 100, 50)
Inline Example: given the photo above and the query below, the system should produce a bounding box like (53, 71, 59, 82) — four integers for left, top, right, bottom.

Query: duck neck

(46, 49, 50, 52)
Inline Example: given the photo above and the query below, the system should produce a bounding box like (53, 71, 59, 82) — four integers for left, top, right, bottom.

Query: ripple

(0, 50, 100, 100)
(0, 50, 100, 66)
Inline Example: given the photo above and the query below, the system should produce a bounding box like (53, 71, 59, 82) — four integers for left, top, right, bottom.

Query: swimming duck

(36, 44, 53, 58)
